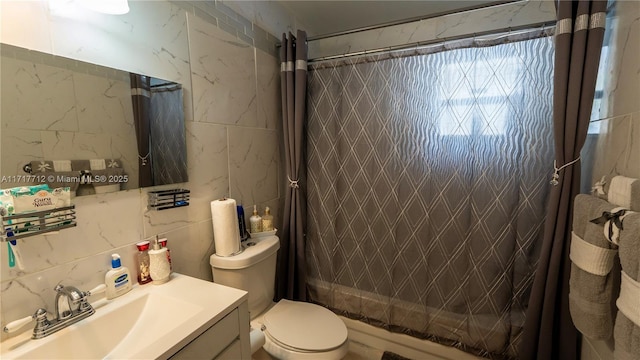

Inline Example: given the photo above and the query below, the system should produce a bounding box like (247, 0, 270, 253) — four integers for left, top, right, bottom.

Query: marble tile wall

(174, 1, 281, 57)
(581, 0, 640, 191)
(579, 1, 639, 359)
(219, 0, 307, 40)
(0, 0, 285, 340)
(307, 0, 556, 60)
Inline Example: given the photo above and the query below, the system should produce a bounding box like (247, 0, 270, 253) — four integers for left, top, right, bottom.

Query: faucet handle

(85, 284, 106, 297)
(3, 308, 47, 333)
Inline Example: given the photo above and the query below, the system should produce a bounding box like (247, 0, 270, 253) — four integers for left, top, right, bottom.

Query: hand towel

(590, 207, 630, 244)
(569, 194, 619, 339)
(607, 175, 640, 211)
(30, 160, 53, 173)
(614, 212, 640, 360)
(90, 159, 106, 170)
(52, 160, 72, 172)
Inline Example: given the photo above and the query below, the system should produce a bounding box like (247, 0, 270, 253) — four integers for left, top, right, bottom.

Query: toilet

(210, 236, 349, 360)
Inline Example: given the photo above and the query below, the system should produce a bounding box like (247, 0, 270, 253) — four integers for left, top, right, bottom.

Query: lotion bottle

(105, 253, 132, 299)
(149, 236, 170, 284)
(249, 205, 263, 233)
(262, 207, 274, 231)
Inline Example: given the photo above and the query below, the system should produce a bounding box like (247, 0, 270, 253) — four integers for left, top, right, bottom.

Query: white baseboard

(341, 316, 482, 360)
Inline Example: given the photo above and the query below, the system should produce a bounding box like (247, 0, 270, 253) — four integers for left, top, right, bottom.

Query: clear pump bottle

(262, 206, 274, 231)
(249, 205, 263, 233)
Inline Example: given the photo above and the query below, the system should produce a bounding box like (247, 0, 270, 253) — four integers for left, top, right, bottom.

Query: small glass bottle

(135, 241, 152, 285)
(249, 205, 263, 233)
(262, 206, 274, 231)
(158, 238, 172, 272)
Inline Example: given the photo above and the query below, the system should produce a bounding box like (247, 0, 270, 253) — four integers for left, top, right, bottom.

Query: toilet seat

(263, 299, 348, 353)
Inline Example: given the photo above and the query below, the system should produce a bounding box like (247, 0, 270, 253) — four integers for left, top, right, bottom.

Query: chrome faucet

(55, 284, 89, 320)
(3, 284, 105, 339)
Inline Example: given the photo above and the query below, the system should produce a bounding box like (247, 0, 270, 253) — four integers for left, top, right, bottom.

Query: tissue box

(6, 186, 71, 214)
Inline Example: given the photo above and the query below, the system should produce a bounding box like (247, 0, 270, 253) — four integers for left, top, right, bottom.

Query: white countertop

(1, 273, 248, 360)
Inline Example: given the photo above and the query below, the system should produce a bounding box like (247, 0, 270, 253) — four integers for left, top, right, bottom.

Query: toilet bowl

(254, 300, 348, 359)
(210, 236, 348, 359)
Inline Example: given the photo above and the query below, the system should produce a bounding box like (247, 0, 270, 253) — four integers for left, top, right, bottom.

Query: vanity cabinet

(0, 274, 251, 360)
(170, 301, 250, 360)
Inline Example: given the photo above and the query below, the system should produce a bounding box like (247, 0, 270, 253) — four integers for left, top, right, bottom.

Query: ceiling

(277, 1, 517, 37)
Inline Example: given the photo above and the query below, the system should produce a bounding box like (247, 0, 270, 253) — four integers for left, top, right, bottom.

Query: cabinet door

(170, 309, 239, 360)
(216, 340, 242, 360)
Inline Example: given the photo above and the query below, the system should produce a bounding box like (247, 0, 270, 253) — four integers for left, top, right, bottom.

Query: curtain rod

(275, 0, 521, 47)
(308, 21, 556, 63)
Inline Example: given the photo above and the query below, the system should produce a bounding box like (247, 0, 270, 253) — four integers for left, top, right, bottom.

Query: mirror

(1, 43, 188, 195)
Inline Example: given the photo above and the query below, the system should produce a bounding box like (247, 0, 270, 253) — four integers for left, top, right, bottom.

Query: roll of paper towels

(250, 328, 266, 354)
(210, 198, 241, 256)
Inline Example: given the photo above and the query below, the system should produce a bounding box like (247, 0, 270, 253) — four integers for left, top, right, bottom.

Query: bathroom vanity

(0, 273, 250, 360)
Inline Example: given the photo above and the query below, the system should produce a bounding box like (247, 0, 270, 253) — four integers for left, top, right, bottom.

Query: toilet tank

(210, 236, 280, 318)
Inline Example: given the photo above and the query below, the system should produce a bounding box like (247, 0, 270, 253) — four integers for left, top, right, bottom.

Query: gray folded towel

(569, 194, 619, 340)
(601, 175, 640, 211)
(614, 212, 640, 360)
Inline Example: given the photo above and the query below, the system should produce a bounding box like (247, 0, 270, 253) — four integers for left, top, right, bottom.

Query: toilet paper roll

(210, 198, 241, 256)
(250, 328, 266, 354)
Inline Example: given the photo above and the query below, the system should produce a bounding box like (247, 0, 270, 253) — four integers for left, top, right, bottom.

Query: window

(438, 55, 522, 136)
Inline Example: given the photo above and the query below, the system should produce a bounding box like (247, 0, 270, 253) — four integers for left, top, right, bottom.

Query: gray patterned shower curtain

(149, 84, 187, 185)
(306, 30, 555, 359)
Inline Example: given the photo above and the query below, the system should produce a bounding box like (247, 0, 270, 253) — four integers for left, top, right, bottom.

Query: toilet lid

(263, 299, 348, 352)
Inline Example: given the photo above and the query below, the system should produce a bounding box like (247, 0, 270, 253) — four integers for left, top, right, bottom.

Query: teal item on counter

(9, 184, 51, 197)
(7, 242, 15, 268)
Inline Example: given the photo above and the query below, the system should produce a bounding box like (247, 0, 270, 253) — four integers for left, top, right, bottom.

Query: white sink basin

(1, 273, 248, 359)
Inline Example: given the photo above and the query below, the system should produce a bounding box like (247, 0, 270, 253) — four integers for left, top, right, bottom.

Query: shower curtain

(149, 84, 187, 185)
(130, 73, 153, 187)
(306, 31, 554, 359)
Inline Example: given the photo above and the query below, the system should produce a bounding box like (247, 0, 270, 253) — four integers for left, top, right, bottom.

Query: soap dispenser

(105, 253, 132, 299)
(158, 237, 172, 272)
(249, 205, 263, 233)
(262, 206, 274, 231)
(135, 241, 152, 285)
(149, 236, 170, 284)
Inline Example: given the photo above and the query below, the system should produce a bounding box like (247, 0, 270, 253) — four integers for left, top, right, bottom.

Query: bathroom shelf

(147, 188, 190, 211)
(1, 205, 76, 242)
